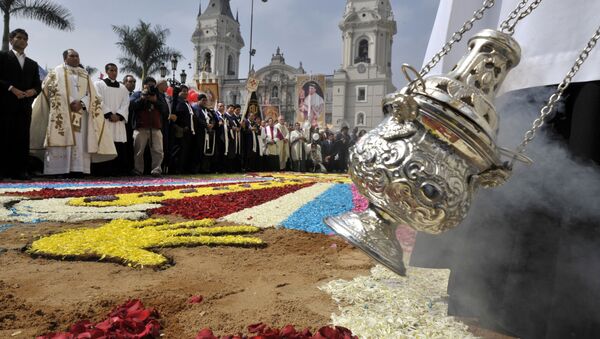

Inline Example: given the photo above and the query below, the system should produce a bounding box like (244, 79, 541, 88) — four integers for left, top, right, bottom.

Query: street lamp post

(248, 0, 268, 74)
(160, 56, 188, 116)
(159, 56, 187, 88)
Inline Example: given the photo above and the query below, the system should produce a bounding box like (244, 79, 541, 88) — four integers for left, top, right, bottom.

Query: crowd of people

(125, 76, 366, 176)
(1, 28, 367, 180)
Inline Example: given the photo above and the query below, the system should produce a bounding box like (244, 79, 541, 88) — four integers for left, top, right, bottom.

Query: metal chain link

(499, 0, 544, 35)
(511, 25, 600, 165)
(419, 0, 495, 77)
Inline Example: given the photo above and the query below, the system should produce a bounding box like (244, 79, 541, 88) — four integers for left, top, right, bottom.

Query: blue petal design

(281, 184, 354, 234)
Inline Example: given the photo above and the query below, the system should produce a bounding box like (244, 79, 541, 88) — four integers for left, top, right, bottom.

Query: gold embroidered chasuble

(30, 64, 116, 163)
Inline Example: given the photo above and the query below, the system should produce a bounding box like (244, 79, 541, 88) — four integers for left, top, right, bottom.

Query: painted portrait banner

(296, 75, 326, 129)
(196, 81, 219, 109)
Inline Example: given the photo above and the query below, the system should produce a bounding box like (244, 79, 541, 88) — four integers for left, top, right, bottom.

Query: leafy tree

(84, 65, 97, 78)
(1, 0, 74, 51)
(112, 20, 181, 81)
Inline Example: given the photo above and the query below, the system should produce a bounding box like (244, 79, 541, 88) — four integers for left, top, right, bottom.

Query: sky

(11, 0, 440, 90)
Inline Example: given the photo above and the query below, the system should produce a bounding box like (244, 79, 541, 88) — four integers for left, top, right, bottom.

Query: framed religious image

(248, 101, 261, 119)
(295, 74, 326, 129)
(197, 81, 219, 108)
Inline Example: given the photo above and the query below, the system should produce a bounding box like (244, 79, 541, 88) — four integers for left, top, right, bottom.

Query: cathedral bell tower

(332, 0, 397, 129)
(192, 0, 244, 81)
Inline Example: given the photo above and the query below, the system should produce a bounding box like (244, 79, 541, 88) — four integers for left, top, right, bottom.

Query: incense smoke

(411, 85, 600, 336)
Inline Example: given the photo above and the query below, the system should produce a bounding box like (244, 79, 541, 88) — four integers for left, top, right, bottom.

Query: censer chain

(419, 0, 496, 77)
(420, 0, 549, 77)
(500, 0, 544, 35)
(511, 25, 600, 166)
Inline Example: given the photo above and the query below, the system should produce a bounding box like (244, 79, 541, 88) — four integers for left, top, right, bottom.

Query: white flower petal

(321, 265, 477, 338)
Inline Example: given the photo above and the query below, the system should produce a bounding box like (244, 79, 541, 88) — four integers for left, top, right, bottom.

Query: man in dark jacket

(321, 132, 338, 172)
(0, 28, 41, 180)
(335, 126, 351, 172)
(130, 77, 165, 176)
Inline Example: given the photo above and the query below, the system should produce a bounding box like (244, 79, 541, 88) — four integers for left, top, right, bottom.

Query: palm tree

(1, 0, 74, 51)
(84, 65, 97, 78)
(112, 20, 182, 81)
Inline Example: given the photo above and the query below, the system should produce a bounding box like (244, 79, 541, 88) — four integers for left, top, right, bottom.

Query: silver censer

(325, 29, 521, 275)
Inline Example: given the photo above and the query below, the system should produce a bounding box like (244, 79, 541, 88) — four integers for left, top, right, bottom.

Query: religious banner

(241, 75, 260, 119)
(196, 80, 219, 109)
(262, 105, 280, 122)
(245, 91, 262, 120)
(295, 74, 326, 128)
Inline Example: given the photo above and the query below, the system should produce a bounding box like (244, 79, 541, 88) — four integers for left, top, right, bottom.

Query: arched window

(359, 40, 369, 58)
(203, 52, 212, 72)
(355, 39, 370, 64)
(227, 55, 235, 75)
(356, 112, 365, 126)
(271, 86, 279, 98)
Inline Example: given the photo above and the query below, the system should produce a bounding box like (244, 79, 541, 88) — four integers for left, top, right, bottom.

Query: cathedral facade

(191, 0, 396, 130)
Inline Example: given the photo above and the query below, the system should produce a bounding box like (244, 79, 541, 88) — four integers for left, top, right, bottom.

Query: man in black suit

(172, 85, 198, 174)
(335, 126, 351, 172)
(321, 132, 338, 172)
(0, 29, 41, 180)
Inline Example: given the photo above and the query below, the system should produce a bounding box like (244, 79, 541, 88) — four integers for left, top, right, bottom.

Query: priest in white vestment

(93, 63, 129, 175)
(289, 122, 307, 172)
(30, 49, 116, 175)
(262, 118, 279, 171)
(273, 115, 290, 170)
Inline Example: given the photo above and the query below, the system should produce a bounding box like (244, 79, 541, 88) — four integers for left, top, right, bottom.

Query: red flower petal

(300, 328, 313, 337)
(37, 300, 161, 339)
(247, 322, 267, 333)
(92, 319, 112, 332)
(150, 183, 312, 219)
(188, 295, 203, 304)
(10, 182, 233, 199)
(126, 309, 152, 322)
(334, 325, 356, 338)
(259, 327, 280, 338)
(280, 324, 297, 336)
(314, 326, 344, 339)
(196, 328, 217, 339)
(69, 320, 93, 334)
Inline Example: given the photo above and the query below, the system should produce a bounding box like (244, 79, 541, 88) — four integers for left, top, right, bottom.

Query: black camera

(143, 85, 159, 96)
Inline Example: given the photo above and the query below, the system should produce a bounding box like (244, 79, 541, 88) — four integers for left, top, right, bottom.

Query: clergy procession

(1, 37, 357, 180)
(1, 0, 600, 338)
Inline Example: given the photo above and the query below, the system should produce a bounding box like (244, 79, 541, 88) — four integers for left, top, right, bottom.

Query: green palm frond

(84, 65, 98, 77)
(2, 0, 73, 51)
(117, 56, 143, 79)
(0, 0, 14, 13)
(112, 20, 182, 80)
(10, 0, 73, 30)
